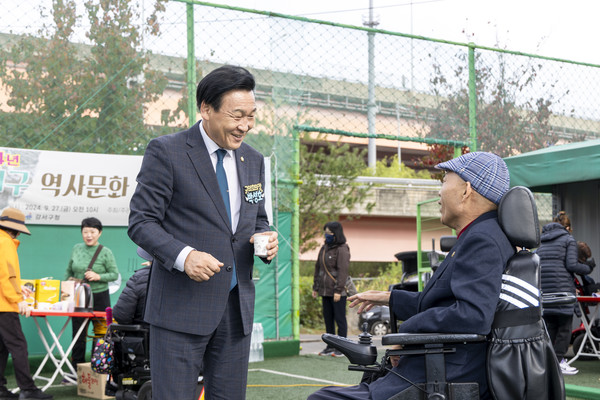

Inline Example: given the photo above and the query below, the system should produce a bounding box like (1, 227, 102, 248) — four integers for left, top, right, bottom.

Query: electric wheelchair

(324, 186, 566, 399)
(104, 323, 204, 400)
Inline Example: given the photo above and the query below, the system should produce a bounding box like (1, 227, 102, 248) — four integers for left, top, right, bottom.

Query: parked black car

(359, 305, 391, 335)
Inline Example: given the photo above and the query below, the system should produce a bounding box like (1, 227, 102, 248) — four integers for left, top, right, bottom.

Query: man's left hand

(251, 231, 279, 261)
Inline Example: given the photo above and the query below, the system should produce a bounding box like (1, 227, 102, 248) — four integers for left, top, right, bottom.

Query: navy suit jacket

(369, 211, 515, 400)
(128, 122, 270, 336)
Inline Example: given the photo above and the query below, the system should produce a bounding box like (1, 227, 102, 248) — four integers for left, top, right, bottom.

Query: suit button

(232, 237, 237, 243)
(226, 266, 232, 272)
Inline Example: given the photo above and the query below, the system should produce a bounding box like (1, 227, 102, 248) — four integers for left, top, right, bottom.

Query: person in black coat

(312, 221, 351, 357)
(537, 211, 592, 375)
(575, 241, 598, 295)
(112, 247, 151, 326)
(112, 266, 150, 326)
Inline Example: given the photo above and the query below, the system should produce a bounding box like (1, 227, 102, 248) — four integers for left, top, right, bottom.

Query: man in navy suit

(308, 152, 515, 400)
(128, 65, 278, 400)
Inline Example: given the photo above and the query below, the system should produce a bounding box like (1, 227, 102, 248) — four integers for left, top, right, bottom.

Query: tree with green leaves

(0, 0, 168, 155)
(362, 154, 432, 179)
(253, 102, 376, 253)
(419, 51, 562, 158)
(299, 134, 375, 252)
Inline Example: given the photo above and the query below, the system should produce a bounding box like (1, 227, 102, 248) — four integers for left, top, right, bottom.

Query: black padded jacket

(112, 266, 150, 325)
(537, 222, 591, 315)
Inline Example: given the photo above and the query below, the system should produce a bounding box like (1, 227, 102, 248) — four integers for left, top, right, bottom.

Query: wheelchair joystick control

(321, 329, 378, 366)
(358, 322, 373, 346)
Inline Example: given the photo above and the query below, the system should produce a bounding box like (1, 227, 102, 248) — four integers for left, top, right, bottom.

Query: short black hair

(324, 221, 347, 245)
(81, 217, 103, 232)
(196, 65, 255, 112)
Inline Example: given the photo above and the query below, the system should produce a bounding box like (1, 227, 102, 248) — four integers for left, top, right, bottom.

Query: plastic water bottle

(249, 323, 264, 362)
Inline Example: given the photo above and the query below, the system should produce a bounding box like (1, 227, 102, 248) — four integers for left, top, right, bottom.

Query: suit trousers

(149, 286, 251, 400)
(0, 312, 37, 391)
(71, 289, 111, 365)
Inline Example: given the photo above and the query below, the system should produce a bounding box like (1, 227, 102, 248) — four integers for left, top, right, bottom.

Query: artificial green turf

(5, 355, 600, 399)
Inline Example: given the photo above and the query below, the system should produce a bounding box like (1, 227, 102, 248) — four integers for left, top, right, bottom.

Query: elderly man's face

(438, 171, 467, 229)
(201, 89, 256, 150)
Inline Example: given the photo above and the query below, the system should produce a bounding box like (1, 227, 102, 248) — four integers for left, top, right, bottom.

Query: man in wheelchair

(308, 152, 520, 400)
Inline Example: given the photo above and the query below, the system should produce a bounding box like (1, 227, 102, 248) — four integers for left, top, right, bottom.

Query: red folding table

(29, 310, 107, 391)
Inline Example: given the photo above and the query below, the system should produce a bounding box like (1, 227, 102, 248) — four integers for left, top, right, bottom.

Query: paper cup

(254, 234, 270, 257)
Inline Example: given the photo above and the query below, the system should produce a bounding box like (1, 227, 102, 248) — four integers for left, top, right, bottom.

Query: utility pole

(364, 0, 379, 171)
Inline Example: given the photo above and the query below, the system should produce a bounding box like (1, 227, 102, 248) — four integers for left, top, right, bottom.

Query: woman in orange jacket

(0, 207, 52, 400)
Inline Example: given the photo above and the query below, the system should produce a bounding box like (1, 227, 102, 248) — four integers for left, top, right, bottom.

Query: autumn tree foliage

(0, 0, 168, 154)
(418, 51, 562, 159)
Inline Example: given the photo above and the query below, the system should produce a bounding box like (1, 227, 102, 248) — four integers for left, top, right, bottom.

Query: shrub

(299, 275, 322, 329)
(299, 262, 406, 330)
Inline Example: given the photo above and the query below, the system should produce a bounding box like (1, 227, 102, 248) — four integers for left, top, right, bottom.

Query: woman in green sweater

(65, 217, 118, 367)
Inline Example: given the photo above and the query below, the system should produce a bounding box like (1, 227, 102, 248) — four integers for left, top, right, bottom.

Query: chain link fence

(2, 0, 598, 339)
(2, 0, 598, 208)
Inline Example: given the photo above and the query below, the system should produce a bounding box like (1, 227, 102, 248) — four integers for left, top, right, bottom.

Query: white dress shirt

(174, 122, 241, 271)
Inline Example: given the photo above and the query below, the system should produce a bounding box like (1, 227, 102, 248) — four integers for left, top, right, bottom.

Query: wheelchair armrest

(109, 323, 149, 333)
(542, 292, 577, 306)
(382, 332, 486, 346)
(322, 333, 378, 366)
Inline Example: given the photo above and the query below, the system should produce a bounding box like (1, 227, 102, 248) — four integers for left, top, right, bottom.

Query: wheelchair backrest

(487, 186, 565, 400)
(108, 323, 150, 372)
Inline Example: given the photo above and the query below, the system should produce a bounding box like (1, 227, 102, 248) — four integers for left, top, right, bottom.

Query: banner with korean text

(0, 147, 142, 226)
(0, 147, 273, 227)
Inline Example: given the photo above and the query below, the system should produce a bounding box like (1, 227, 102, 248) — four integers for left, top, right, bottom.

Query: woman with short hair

(65, 217, 118, 367)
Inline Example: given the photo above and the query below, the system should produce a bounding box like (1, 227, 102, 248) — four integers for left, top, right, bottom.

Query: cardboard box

(77, 363, 114, 399)
(35, 279, 60, 307)
(60, 280, 76, 303)
(21, 279, 36, 307)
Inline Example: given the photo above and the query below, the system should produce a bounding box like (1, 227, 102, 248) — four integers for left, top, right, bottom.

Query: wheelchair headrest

(498, 186, 540, 249)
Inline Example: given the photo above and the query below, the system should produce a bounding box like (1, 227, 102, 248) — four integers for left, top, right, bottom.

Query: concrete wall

(301, 183, 452, 262)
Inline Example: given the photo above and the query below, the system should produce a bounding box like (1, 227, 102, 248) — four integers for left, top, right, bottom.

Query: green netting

(254, 212, 293, 340)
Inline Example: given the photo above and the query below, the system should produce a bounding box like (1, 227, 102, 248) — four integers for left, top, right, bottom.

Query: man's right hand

(348, 290, 391, 314)
(184, 250, 224, 282)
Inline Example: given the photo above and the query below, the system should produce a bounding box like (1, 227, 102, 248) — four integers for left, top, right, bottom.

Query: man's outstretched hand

(348, 290, 391, 314)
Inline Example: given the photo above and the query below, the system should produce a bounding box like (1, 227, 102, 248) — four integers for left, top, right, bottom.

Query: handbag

(91, 330, 114, 374)
(321, 247, 357, 296)
(344, 275, 358, 297)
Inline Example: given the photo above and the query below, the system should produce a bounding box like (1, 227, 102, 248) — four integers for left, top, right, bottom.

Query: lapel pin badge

(240, 156, 245, 162)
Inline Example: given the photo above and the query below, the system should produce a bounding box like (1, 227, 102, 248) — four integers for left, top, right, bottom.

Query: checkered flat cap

(435, 152, 510, 205)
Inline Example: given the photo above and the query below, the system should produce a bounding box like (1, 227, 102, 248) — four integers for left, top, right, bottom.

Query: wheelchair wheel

(137, 381, 152, 400)
(572, 333, 598, 361)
